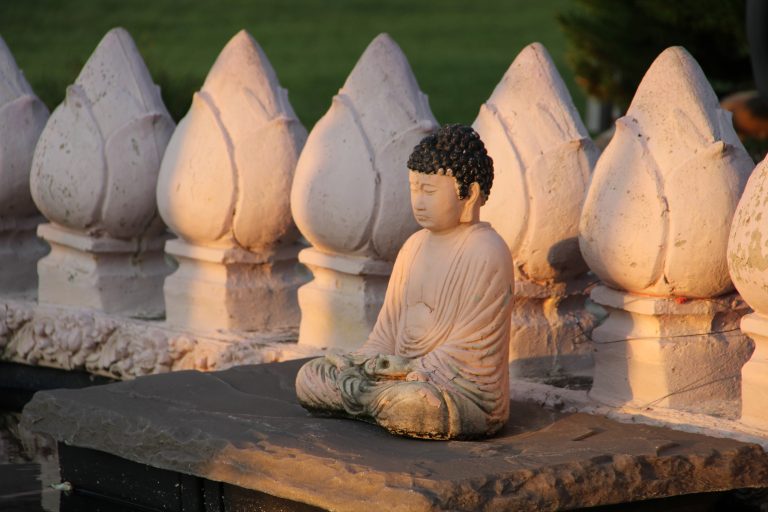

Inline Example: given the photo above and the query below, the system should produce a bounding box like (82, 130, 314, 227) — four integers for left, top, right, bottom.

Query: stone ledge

(21, 359, 768, 512)
(590, 285, 748, 317)
(0, 297, 320, 380)
(510, 378, 768, 450)
(298, 247, 393, 276)
(165, 238, 303, 264)
(37, 223, 168, 253)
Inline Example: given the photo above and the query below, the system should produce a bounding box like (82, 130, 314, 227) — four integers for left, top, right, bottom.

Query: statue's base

(0, 216, 48, 295)
(164, 239, 308, 333)
(509, 276, 602, 383)
(22, 360, 768, 512)
(36, 223, 170, 318)
(589, 285, 753, 418)
(739, 313, 768, 430)
(297, 248, 390, 350)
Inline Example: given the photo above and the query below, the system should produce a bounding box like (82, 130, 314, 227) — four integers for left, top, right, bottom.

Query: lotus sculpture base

(738, 313, 768, 430)
(0, 216, 48, 294)
(297, 248, 391, 350)
(164, 239, 307, 333)
(36, 223, 170, 318)
(588, 285, 752, 419)
(509, 276, 601, 381)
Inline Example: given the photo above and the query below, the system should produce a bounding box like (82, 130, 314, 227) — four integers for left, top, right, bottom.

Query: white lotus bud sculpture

(730, 155, 768, 314)
(292, 33, 438, 349)
(475, 42, 597, 285)
(729, 154, 768, 428)
(0, 36, 49, 221)
(580, 47, 753, 298)
(472, 42, 599, 379)
(31, 28, 174, 239)
(159, 30, 306, 252)
(157, 30, 308, 332)
(584, 47, 755, 417)
(292, 33, 435, 262)
(0, 35, 50, 291)
(30, 28, 175, 315)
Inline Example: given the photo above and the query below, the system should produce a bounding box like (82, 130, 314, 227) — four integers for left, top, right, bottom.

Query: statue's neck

(429, 221, 477, 238)
(426, 221, 478, 240)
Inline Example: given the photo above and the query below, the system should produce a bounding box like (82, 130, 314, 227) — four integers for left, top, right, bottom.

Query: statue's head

(406, 124, 494, 233)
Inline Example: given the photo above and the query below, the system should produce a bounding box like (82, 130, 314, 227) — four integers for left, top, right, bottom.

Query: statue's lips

(414, 215, 429, 222)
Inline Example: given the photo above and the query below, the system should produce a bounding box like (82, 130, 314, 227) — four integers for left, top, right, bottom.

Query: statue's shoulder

(466, 223, 510, 254)
(463, 223, 513, 272)
(400, 228, 430, 252)
(390, 229, 429, 269)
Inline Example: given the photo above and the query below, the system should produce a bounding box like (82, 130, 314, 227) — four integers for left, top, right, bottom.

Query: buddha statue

(295, 124, 513, 440)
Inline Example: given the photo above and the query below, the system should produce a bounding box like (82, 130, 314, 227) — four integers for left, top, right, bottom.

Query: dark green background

(0, 0, 578, 128)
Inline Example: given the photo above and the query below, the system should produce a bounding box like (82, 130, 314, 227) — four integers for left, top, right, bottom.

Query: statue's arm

(352, 234, 418, 358)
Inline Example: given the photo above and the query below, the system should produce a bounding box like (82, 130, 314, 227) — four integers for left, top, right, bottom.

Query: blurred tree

(559, 0, 753, 109)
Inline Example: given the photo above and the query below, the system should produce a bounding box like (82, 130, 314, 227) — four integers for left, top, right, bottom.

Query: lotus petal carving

(580, 47, 754, 297)
(31, 27, 174, 239)
(474, 42, 597, 283)
(157, 30, 307, 251)
(0, 36, 49, 219)
(728, 154, 768, 314)
(291, 33, 437, 261)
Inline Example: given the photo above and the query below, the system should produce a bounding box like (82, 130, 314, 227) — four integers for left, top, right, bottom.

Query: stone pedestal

(0, 37, 50, 295)
(156, 31, 307, 335)
(739, 313, 768, 430)
(291, 35, 434, 350)
(164, 239, 306, 333)
(297, 248, 390, 350)
(36, 223, 170, 318)
(589, 285, 753, 418)
(472, 43, 599, 386)
(0, 217, 48, 294)
(510, 277, 602, 381)
(29, 29, 175, 317)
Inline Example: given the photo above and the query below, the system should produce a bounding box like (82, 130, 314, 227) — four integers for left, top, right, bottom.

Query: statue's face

(408, 170, 464, 233)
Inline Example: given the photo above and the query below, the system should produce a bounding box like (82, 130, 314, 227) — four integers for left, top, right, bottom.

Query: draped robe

(296, 222, 513, 439)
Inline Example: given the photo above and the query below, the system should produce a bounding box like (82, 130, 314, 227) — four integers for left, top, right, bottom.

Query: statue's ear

(460, 182, 482, 223)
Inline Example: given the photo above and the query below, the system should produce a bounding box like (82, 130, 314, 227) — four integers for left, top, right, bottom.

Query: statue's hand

(363, 354, 413, 380)
(324, 352, 352, 370)
(325, 351, 369, 370)
(406, 370, 429, 382)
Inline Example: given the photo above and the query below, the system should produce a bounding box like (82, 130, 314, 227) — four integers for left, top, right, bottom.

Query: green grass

(0, 0, 582, 129)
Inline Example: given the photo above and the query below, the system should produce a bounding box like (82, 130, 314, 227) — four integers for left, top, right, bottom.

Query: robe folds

(296, 222, 514, 439)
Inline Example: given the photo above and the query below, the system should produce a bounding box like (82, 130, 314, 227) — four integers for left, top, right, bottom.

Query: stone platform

(21, 359, 768, 512)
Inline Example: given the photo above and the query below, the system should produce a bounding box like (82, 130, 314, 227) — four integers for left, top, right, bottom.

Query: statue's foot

(381, 425, 451, 440)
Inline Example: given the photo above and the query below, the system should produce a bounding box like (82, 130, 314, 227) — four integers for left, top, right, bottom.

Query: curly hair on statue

(406, 123, 494, 200)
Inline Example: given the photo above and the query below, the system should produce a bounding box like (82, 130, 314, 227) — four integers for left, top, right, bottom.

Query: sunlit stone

(473, 42, 600, 380)
(728, 154, 768, 430)
(580, 47, 753, 298)
(292, 33, 437, 349)
(582, 47, 754, 417)
(30, 28, 175, 316)
(0, 35, 50, 293)
(157, 30, 308, 332)
(729, 154, 768, 316)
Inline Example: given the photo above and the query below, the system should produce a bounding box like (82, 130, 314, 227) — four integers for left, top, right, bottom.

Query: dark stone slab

(56, 443, 323, 512)
(0, 463, 45, 511)
(0, 361, 114, 410)
(20, 359, 768, 512)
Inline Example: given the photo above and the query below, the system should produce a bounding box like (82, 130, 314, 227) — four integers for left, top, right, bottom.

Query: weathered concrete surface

(22, 359, 768, 512)
(0, 297, 317, 380)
